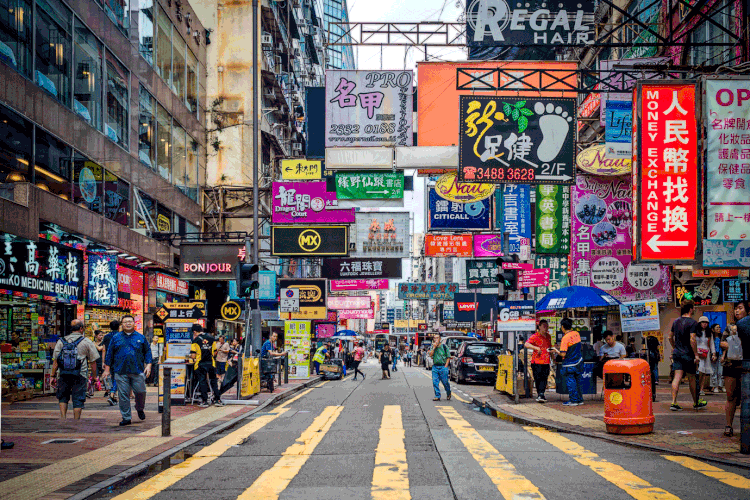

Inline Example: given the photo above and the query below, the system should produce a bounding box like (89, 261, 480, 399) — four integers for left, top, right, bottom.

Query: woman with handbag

(695, 316, 715, 397)
(720, 300, 748, 437)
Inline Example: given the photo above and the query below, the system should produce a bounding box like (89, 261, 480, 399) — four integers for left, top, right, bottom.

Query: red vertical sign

(639, 84, 698, 261)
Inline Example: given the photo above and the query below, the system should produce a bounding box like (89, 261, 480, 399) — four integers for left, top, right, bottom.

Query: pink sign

(315, 323, 336, 338)
(326, 296, 371, 310)
(518, 269, 550, 287)
(272, 181, 354, 224)
(337, 308, 374, 319)
(572, 175, 671, 302)
(473, 234, 505, 257)
(502, 262, 533, 271)
(330, 279, 389, 291)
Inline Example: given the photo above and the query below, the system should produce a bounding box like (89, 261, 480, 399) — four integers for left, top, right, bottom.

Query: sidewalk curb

(69, 376, 322, 500)
(471, 396, 750, 471)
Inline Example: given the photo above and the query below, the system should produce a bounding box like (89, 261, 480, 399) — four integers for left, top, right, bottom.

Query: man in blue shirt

(261, 332, 286, 359)
(102, 315, 152, 426)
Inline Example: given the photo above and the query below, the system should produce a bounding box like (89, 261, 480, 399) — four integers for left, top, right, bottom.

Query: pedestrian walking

(102, 315, 152, 426)
(551, 318, 584, 406)
(721, 301, 748, 436)
(696, 316, 715, 396)
(710, 323, 724, 393)
(392, 349, 400, 372)
(215, 335, 231, 383)
(668, 300, 707, 411)
(380, 344, 392, 379)
(51, 319, 100, 419)
(101, 320, 119, 406)
(190, 324, 224, 408)
(94, 330, 105, 392)
(148, 336, 161, 386)
(646, 336, 661, 402)
(313, 342, 331, 375)
(525, 319, 552, 403)
(429, 333, 451, 401)
(352, 342, 366, 381)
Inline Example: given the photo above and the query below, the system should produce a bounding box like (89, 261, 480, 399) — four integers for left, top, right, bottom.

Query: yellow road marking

(663, 455, 750, 489)
(109, 410, 288, 500)
(274, 388, 314, 411)
(237, 405, 343, 499)
(525, 427, 679, 500)
(418, 368, 470, 403)
(437, 407, 544, 500)
(314, 381, 329, 388)
(372, 405, 410, 500)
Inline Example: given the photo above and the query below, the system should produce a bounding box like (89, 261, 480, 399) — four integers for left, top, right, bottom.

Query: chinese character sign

(280, 159, 322, 180)
(335, 171, 404, 200)
(424, 234, 473, 257)
(428, 188, 492, 230)
(351, 212, 410, 258)
(572, 175, 670, 301)
(535, 185, 571, 254)
(272, 182, 354, 224)
(605, 98, 633, 160)
(325, 70, 414, 147)
(638, 84, 698, 261)
(705, 79, 750, 241)
(284, 320, 312, 379)
(458, 96, 576, 184)
(703, 239, 750, 268)
(397, 283, 459, 300)
(501, 184, 531, 254)
(534, 255, 570, 302)
(466, 260, 500, 289)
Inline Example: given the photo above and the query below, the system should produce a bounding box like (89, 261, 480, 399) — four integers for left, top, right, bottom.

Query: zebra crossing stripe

(372, 405, 410, 500)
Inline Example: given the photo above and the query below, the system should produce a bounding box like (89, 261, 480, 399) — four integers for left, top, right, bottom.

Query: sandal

(724, 426, 734, 437)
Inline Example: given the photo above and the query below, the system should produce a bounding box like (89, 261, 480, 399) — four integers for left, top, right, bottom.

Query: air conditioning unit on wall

(261, 33, 273, 46)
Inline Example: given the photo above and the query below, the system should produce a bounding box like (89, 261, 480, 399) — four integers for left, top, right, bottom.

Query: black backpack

(59, 337, 84, 376)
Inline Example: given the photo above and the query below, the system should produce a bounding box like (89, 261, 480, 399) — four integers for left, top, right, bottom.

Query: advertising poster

(722, 279, 750, 302)
(536, 185, 571, 254)
(87, 254, 118, 307)
(158, 363, 186, 407)
(619, 299, 660, 333)
(425, 234, 473, 257)
(398, 283, 458, 300)
(322, 258, 402, 279)
(315, 323, 336, 338)
(576, 144, 632, 176)
(350, 212, 410, 258)
(496, 301, 537, 332)
(572, 175, 671, 302)
(705, 79, 750, 241)
(458, 96, 576, 184)
(272, 182, 354, 224)
(325, 70, 414, 147)
(473, 234, 505, 258)
(605, 99, 633, 160)
(501, 184, 531, 254)
(335, 171, 404, 200)
(337, 308, 375, 319)
(330, 279, 389, 291)
(428, 188, 492, 231)
(278, 279, 327, 320)
(703, 240, 750, 268)
(638, 83, 698, 261)
(534, 255, 570, 302)
(327, 296, 371, 310)
(284, 320, 311, 379)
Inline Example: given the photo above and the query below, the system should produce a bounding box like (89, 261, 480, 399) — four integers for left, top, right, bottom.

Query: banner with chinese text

(501, 184, 531, 254)
(397, 283, 458, 300)
(534, 255, 570, 302)
(424, 234, 473, 257)
(535, 185, 570, 254)
(428, 188, 492, 231)
(284, 320, 312, 379)
(87, 254, 118, 306)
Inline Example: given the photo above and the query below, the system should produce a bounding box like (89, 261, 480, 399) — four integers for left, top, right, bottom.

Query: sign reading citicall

(435, 171, 495, 202)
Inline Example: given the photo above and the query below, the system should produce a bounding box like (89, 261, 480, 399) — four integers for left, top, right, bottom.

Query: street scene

(1, 0, 750, 498)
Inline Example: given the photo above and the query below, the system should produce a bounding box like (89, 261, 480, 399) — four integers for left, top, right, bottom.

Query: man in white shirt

(599, 331, 627, 361)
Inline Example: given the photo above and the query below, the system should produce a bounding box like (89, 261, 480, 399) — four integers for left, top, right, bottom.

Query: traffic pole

(161, 367, 171, 437)
(741, 361, 750, 454)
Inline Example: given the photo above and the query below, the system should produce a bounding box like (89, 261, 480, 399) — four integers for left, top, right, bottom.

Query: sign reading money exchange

(459, 96, 576, 184)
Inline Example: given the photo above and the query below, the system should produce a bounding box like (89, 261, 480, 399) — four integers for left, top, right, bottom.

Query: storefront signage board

(180, 244, 243, 281)
(272, 182, 354, 224)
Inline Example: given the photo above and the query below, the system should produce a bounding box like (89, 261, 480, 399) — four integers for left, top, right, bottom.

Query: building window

(172, 34, 185, 100)
(186, 134, 198, 201)
(104, 169, 129, 225)
(186, 47, 197, 116)
(156, 6, 172, 89)
(72, 153, 103, 213)
(172, 122, 186, 194)
(138, 85, 156, 170)
(35, 0, 72, 106)
(73, 24, 102, 129)
(138, 0, 154, 65)
(0, 104, 32, 186)
(105, 0, 129, 36)
(689, 0, 733, 66)
(156, 102, 171, 182)
(34, 127, 71, 198)
(0, 0, 33, 77)
(105, 51, 129, 149)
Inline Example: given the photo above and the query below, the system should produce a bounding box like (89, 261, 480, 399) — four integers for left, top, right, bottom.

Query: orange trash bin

(603, 359, 654, 435)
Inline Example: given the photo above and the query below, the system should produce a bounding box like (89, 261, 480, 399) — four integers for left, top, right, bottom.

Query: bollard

(162, 367, 171, 437)
(741, 361, 750, 454)
(284, 353, 289, 384)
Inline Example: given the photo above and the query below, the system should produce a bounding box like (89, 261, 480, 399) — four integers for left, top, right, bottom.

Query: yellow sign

(609, 392, 623, 405)
(394, 320, 424, 328)
(281, 307, 328, 320)
(220, 301, 242, 321)
(281, 159, 322, 180)
(241, 357, 260, 397)
(435, 171, 495, 203)
(495, 354, 515, 395)
(158, 363, 187, 406)
(576, 144, 632, 176)
(298, 229, 322, 252)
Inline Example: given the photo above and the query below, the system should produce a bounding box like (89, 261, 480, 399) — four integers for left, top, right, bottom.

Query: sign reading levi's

(638, 84, 699, 261)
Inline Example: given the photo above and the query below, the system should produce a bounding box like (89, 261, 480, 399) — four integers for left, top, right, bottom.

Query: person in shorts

(669, 300, 707, 411)
(51, 319, 100, 420)
(215, 335, 231, 382)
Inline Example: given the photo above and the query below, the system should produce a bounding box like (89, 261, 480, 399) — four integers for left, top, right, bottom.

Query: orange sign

(425, 234, 473, 257)
(417, 61, 578, 146)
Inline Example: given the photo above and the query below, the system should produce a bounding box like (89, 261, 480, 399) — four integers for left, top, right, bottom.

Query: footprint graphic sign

(458, 96, 576, 184)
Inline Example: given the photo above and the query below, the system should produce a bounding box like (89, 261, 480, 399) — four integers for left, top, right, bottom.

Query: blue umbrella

(333, 330, 357, 338)
(535, 286, 621, 310)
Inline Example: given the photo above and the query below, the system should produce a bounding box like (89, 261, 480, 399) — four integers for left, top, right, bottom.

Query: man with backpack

(190, 324, 224, 408)
(50, 319, 100, 420)
(101, 320, 120, 406)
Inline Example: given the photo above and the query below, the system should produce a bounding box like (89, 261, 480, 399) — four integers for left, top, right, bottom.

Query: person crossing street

(429, 333, 451, 401)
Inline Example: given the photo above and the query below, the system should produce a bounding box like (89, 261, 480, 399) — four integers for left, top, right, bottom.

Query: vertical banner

(535, 185, 571, 254)
(534, 255, 570, 302)
(87, 254, 119, 306)
(705, 78, 750, 241)
(501, 184, 531, 254)
(284, 320, 312, 379)
(638, 83, 699, 261)
(605, 98, 633, 160)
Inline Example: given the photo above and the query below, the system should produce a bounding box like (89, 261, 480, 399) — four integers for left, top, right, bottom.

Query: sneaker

(447, 393, 452, 401)
(536, 396, 547, 403)
(214, 400, 225, 407)
(562, 401, 577, 407)
(694, 400, 708, 410)
(137, 410, 146, 420)
(574, 402, 584, 406)
(713, 388, 719, 393)
(199, 402, 210, 408)
(107, 397, 116, 406)
(670, 403, 683, 411)
(118, 419, 132, 426)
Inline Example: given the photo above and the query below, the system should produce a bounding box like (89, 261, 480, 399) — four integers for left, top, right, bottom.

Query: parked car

(450, 341, 503, 384)
(442, 335, 475, 357)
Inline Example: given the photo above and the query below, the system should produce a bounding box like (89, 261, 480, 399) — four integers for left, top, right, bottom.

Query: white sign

(325, 70, 414, 148)
(279, 287, 300, 313)
(619, 299, 660, 333)
(705, 78, 750, 241)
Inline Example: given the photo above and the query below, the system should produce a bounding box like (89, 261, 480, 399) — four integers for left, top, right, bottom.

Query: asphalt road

(98, 359, 750, 500)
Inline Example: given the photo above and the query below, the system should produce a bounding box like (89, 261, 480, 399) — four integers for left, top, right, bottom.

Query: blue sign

(605, 99, 633, 159)
(87, 254, 118, 306)
(166, 325, 192, 343)
(428, 189, 491, 230)
(501, 184, 531, 254)
(703, 240, 750, 268)
(259, 270, 277, 300)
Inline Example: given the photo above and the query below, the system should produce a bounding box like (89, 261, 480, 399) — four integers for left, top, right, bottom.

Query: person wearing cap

(312, 342, 331, 375)
(190, 324, 224, 408)
(695, 315, 715, 397)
